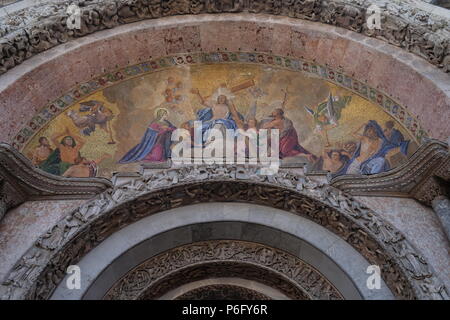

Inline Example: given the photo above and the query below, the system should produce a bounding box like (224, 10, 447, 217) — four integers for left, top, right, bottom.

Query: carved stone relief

(0, 164, 448, 300)
(0, 0, 449, 75)
(105, 240, 342, 300)
(175, 284, 271, 300)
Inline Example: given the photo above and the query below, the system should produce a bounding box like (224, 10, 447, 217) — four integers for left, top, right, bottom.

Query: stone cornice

(0, 0, 449, 76)
(0, 139, 448, 211)
(0, 143, 111, 214)
(330, 139, 450, 206)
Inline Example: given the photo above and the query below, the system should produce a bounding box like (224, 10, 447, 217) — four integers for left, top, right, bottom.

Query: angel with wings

(66, 100, 116, 144)
(304, 93, 352, 146)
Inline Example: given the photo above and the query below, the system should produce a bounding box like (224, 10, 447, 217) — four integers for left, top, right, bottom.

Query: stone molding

(174, 284, 272, 300)
(104, 240, 342, 300)
(0, 139, 447, 210)
(1, 14, 449, 146)
(0, 142, 111, 217)
(0, 164, 448, 300)
(70, 216, 367, 300)
(0, 0, 449, 77)
(160, 277, 291, 299)
(330, 139, 450, 206)
(431, 195, 450, 241)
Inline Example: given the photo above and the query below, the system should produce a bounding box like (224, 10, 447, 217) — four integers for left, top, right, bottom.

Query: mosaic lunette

(23, 63, 418, 178)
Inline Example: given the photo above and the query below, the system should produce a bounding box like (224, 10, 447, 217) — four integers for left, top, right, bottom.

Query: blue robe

(386, 128, 409, 155)
(334, 120, 409, 177)
(118, 120, 175, 164)
(195, 107, 243, 144)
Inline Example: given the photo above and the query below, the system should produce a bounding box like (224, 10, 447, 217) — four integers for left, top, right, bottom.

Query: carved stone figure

(75, 200, 103, 222)
(101, 2, 120, 28)
(104, 240, 342, 300)
(1, 165, 448, 300)
(393, 242, 432, 280)
(0, 0, 448, 74)
(3, 251, 42, 289)
(335, 4, 363, 32)
(36, 224, 66, 250)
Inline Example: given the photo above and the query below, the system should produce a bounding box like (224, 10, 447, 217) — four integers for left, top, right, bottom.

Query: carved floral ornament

(174, 284, 272, 300)
(0, 164, 448, 300)
(0, 0, 449, 76)
(104, 240, 343, 300)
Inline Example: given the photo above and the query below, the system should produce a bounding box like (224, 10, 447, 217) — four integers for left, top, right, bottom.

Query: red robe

(279, 127, 313, 159)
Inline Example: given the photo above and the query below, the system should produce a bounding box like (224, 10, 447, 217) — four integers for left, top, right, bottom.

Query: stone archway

(50, 204, 388, 300)
(104, 240, 341, 300)
(0, 166, 448, 300)
(171, 283, 274, 300)
(0, 0, 449, 303)
(1, 13, 450, 146)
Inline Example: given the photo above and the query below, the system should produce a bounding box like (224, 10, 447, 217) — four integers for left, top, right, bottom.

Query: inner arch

(50, 202, 394, 300)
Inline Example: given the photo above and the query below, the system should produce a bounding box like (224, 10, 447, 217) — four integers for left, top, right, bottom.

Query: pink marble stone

(269, 24, 293, 56)
(0, 200, 86, 282)
(355, 196, 450, 290)
(0, 14, 448, 143)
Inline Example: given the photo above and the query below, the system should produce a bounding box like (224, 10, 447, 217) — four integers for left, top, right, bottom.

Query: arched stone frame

(0, 166, 448, 300)
(1, 14, 449, 147)
(104, 240, 342, 300)
(104, 240, 343, 300)
(0, 0, 448, 302)
(165, 280, 278, 300)
(50, 203, 392, 300)
(1, 0, 449, 74)
(160, 278, 290, 300)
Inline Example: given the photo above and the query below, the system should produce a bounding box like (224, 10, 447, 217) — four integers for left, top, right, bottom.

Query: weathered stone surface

(104, 240, 342, 300)
(0, 0, 449, 75)
(0, 165, 448, 300)
(0, 199, 86, 282)
(0, 14, 448, 146)
(432, 195, 450, 241)
(356, 196, 450, 291)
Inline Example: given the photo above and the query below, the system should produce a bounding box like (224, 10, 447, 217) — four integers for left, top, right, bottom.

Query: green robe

(39, 149, 72, 176)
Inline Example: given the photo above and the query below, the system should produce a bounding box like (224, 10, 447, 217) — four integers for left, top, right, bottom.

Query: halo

(154, 107, 169, 118)
(210, 87, 235, 103)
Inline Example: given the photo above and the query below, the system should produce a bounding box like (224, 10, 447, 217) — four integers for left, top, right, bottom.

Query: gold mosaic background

(23, 63, 418, 178)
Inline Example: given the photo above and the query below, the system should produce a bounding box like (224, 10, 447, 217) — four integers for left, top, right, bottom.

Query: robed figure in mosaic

(336, 120, 410, 176)
(118, 108, 176, 163)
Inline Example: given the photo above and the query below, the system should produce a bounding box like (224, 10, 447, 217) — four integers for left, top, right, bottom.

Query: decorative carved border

(0, 165, 448, 300)
(12, 51, 427, 152)
(0, 0, 449, 76)
(330, 140, 450, 206)
(175, 284, 271, 300)
(104, 240, 343, 300)
(0, 143, 111, 215)
(1, 138, 447, 213)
